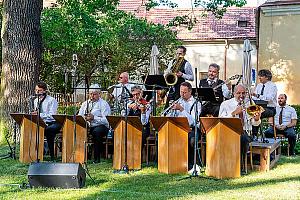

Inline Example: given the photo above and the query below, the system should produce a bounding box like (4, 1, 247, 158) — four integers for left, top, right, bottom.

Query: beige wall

(258, 5, 300, 104)
(184, 41, 257, 87)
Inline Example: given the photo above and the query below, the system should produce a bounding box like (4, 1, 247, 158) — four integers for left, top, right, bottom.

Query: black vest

(199, 79, 224, 104)
(173, 59, 187, 86)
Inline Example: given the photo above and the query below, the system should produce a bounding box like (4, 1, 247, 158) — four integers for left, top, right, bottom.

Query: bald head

(234, 84, 246, 102)
(118, 72, 129, 84)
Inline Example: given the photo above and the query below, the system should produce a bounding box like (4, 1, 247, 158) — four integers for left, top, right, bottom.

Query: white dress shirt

(167, 96, 201, 127)
(34, 95, 58, 123)
(274, 105, 297, 126)
(219, 98, 261, 135)
(78, 98, 111, 128)
(165, 59, 194, 81)
(112, 83, 135, 101)
(253, 81, 277, 107)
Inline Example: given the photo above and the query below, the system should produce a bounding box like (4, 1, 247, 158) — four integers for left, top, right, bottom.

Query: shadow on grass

(81, 162, 300, 199)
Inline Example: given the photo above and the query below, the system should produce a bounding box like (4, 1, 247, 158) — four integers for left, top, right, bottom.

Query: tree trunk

(0, 0, 43, 139)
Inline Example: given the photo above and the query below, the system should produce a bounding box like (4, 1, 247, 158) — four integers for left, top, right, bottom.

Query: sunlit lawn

(0, 145, 299, 200)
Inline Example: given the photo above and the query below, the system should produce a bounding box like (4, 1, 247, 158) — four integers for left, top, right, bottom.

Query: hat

(89, 84, 101, 93)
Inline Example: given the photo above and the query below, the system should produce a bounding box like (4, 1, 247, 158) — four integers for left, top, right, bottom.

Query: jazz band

(24, 46, 298, 174)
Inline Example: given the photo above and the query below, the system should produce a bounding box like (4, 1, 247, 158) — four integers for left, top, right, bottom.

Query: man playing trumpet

(78, 84, 111, 163)
(165, 82, 201, 171)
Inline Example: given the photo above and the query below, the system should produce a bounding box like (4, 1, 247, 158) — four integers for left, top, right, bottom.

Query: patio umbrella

(242, 39, 253, 89)
(149, 45, 159, 75)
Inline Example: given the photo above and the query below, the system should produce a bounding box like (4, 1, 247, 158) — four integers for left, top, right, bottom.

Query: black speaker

(28, 163, 86, 189)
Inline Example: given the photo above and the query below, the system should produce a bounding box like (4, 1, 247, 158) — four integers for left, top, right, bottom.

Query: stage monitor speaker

(28, 162, 86, 189)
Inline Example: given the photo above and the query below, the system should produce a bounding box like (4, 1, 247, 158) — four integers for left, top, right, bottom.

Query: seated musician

(112, 72, 135, 101)
(251, 69, 277, 137)
(165, 82, 201, 170)
(127, 85, 151, 147)
(199, 63, 232, 117)
(78, 84, 111, 163)
(264, 94, 297, 156)
(31, 81, 62, 161)
(219, 84, 261, 171)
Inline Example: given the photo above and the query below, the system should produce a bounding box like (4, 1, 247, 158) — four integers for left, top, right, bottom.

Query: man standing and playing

(164, 46, 194, 108)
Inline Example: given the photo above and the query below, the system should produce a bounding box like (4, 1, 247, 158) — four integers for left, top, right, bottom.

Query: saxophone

(164, 56, 184, 86)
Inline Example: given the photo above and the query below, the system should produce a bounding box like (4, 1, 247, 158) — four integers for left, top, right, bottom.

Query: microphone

(72, 54, 78, 67)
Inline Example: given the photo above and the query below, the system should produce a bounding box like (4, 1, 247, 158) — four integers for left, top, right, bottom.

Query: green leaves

(41, 0, 179, 93)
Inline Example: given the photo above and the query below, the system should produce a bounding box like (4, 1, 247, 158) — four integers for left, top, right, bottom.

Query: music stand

(253, 99, 269, 143)
(143, 90, 154, 102)
(143, 75, 168, 116)
(192, 87, 217, 103)
(143, 75, 168, 165)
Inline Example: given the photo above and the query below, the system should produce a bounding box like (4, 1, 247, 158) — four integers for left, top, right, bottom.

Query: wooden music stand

(11, 113, 46, 163)
(56, 115, 87, 163)
(200, 117, 243, 179)
(107, 116, 143, 170)
(151, 116, 190, 174)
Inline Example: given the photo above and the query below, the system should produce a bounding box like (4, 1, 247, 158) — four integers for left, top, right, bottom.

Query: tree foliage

(41, 0, 180, 93)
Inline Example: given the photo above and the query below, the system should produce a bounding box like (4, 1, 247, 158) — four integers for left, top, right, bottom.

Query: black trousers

(45, 122, 62, 159)
(90, 125, 109, 162)
(188, 127, 201, 170)
(200, 102, 221, 117)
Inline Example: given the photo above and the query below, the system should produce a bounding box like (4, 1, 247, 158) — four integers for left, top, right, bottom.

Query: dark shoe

(93, 159, 100, 164)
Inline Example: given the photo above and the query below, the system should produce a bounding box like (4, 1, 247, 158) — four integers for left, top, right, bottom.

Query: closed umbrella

(149, 45, 159, 75)
(242, 39, 253, 89)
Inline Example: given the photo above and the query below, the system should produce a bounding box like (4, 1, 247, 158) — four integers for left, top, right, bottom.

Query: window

(237, 20, 248, 27)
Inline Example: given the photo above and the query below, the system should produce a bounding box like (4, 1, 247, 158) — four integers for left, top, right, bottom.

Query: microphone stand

(70, 56, 78, 162)
(191, 67, 202, 177)
(35, 95, 41, 163)
(116, 84, 129, 174)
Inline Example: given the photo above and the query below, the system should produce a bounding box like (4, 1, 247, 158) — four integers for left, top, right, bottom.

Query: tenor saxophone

(164, 56, 184, 86)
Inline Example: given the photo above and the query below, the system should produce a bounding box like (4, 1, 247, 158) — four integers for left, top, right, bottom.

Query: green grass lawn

(0, 145, 299, 200)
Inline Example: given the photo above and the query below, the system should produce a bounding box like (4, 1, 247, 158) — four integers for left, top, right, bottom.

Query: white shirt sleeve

(181, 62, 194, 81)
(222, 84, 232, 99)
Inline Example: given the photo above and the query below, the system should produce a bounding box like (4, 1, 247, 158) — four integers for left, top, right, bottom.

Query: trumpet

(161, 98, 181, 116)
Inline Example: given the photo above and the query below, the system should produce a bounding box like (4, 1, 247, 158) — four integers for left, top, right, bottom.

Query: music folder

(192, 87, 217, 102)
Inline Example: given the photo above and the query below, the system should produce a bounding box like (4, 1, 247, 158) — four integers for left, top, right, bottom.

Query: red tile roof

(118, 1, 256, 41)
(260, 0, 300, 7)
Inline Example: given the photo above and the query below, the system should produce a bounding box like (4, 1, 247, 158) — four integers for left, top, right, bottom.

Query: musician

(166, 82, 201, 170)
(164, 46, 194, 108)
(219, 84, 261, 171)
(112, 72, 135, 101)
(126, 85, 151, 146)
(78, 84, 111, 163)
(264, 94, 297, 156)
(199, 63, 232, 117)
(31, 81, 61, 161)
(252, 69, 277, 136)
